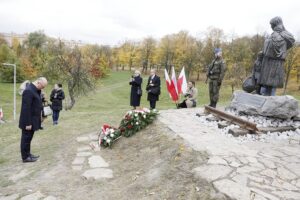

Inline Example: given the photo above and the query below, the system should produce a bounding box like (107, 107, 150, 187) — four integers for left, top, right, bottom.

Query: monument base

(227, 91, 299, 119)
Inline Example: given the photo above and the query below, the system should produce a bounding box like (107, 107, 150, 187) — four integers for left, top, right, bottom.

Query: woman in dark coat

(129, 70, 143, 109)
(50, 83, 65, 125)
(259, 16, 295, 96)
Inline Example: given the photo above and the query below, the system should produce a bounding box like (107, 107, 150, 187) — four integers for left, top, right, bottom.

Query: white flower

(107, 139, 111, 143)
(143, 108, 150, 113)
(110, 133, 114, 137)
(128, 111, 132, 115)
(143, 115, 146, 118)
(136, 122, 139, 125)
(103, 136, 107, 140)
(134, 114, 138, 117)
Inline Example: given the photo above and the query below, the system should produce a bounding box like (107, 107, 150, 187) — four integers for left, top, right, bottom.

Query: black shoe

(39, 126, 44, 130)
(30, 154, 40, 159)
(23, 157, 38, 163)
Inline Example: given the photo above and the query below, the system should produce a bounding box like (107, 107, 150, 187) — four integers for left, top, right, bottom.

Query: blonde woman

(129, 70, 143, 109)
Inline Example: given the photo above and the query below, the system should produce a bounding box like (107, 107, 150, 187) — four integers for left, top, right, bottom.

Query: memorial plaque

(235, 93, 266, 108)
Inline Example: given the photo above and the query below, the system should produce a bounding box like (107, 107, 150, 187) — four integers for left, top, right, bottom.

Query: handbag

(150, 87, 160, 95)
(137, 87, 143, 96)
(43, 106, 53, 117)
(242, 76, 256, 93)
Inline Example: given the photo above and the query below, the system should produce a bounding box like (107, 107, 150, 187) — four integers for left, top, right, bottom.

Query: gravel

(195, 111, 300, 143)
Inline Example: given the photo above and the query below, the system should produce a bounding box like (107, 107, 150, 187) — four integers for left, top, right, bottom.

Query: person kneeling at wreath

(177, 81, 198, 108)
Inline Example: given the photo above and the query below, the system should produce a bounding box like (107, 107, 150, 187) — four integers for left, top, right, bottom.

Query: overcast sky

(0, 0, 299, 45)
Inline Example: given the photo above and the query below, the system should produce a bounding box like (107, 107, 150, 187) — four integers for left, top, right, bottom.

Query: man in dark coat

(50, 83, 65, 125)
(19, 77, 48, 162)
(129, 70, 143, 109)
(146, 69, 161, 109)
(259, 16, 295, 96)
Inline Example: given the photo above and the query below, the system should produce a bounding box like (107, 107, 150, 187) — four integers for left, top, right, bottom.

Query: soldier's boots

(209, 101, 217, 108)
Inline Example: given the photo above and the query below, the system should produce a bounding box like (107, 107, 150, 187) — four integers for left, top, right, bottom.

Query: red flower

(127, 125, 133, 129)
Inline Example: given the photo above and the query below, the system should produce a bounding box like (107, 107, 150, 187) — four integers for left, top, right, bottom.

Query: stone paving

(72, 132, 113, 180)
(159, 108, 300, 200)
(0, 191, 56, 200)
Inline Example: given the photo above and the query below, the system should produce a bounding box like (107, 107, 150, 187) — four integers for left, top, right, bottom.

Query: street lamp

(1, 63, 16, 120)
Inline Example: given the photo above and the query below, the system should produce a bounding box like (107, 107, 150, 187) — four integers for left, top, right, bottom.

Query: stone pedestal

(227, 91, 299, 119)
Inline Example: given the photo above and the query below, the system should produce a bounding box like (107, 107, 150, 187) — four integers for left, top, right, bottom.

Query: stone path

(0, 191, 56, 200)
(73, 133, 113, 180)
(159, 108, 300, 200)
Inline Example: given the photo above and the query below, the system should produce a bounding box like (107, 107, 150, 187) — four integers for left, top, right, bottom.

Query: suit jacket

(146, 75, 161, 101)
(19, 83, 43, 131)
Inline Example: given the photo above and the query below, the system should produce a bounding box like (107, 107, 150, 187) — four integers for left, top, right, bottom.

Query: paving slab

(76, 152, 93, 157)
(193, 165, 232, 182)
(77, 146, 91, 152)
(88, 155, 109, 168)
(76, 136, 89, 142)
(159, 108, 300, 200)
(43, 196, 56, 200)
(0, 194, 20, 200)
(82, 168, 113, 180)
(213, 179, 251, 200)
(72, 157, 85, 165)
(20, 191, 44, 200)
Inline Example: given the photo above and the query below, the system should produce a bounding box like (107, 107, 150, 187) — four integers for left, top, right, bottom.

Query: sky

(0, 0, 299, 45)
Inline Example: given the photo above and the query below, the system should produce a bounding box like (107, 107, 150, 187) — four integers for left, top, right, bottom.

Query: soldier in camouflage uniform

(206, 48, 226, 108)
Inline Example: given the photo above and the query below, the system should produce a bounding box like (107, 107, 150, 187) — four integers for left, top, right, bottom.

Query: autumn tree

(140, 37, 156, 73)
(47, 41, 96, 109)
(156, 34, 176, 72)
(284, 45, 300, 94)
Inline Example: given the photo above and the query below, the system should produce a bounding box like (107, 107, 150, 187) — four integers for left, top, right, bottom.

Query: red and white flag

(0, 108, 3, 120)
(164, 68, 178, 102)
(177, 67, 188, 95)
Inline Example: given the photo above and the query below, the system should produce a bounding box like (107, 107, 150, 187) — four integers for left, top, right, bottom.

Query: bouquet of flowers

(98, 124, 122, 148)
(98, 108, 159, 148)
(119, 108, 158, 137)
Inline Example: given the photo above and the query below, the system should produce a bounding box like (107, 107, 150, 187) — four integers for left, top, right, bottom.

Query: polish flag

(177, 67, 188, 94)
(0, 108, 3, 120)
(164, 68, 178, 102)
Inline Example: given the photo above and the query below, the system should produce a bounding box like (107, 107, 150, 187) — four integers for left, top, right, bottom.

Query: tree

(25, 31, 47, 49)
(140, 37, 156, 73)
(156, 34, 176, 71)
(0, 44, 24, 82)
(0, 34, 7, 46)
(174, 31, 198, 79)
(47, 41, 96, 109)
(283, 45, 300, 94)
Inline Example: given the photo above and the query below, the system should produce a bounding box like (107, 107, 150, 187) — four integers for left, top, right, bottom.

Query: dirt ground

(0, 121, 224, 200)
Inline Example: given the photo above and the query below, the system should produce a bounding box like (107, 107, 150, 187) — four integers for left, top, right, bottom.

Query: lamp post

(2, 63, 16, 120)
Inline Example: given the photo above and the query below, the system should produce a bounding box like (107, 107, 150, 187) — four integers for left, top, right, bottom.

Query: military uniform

(207, 58, 226, 108)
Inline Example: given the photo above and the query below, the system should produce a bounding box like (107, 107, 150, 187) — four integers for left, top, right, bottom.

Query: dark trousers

(150, 100, 156, 109)
(52, 110, 60, 123)
(20, 129, 35, 160)
(178, 101, 187, 108)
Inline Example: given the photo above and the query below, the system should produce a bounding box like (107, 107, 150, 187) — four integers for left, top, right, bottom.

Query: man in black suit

(19, 77, 48, 163)
(146, 69, 161, 109)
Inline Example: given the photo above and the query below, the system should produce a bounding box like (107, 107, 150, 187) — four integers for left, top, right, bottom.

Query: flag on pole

(171, 66, 178, 97)
(177, 67, 188, 95)
(0, 108, 3, 120)
(164, 68, 178, 102)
